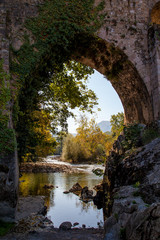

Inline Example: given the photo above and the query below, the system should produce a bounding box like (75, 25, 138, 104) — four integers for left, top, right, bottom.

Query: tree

(61, 134, 81, 162)
(16, 62, 98, 161)
(110, 112, 124, 137)
(62, 116, 107, 163)
(11, 0, 105, 161)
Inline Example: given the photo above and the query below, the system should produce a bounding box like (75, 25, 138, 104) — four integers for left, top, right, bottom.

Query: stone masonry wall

(3, 0, 160, 120)
(0, 0, 160, 222)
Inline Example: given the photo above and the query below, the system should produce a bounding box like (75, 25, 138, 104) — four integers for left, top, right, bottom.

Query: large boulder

(103, 137, 160, 240)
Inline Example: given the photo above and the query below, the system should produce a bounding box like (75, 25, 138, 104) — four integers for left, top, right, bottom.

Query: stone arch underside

(73, 36, 153, 124)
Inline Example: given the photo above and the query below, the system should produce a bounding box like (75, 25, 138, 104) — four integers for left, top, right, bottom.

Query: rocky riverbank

(1, 196, 104, 240)
(103, 137, 160, 240)
(20, 162, 79, 173)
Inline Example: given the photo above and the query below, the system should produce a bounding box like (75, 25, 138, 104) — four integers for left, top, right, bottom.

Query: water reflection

(19, 169, 103, 227)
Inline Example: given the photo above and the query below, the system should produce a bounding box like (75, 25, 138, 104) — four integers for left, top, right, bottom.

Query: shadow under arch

(73, 35, 153, 124)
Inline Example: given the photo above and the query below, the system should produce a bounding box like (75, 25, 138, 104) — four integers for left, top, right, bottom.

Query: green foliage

(0, 60, 11, 124)
(10, 0, 105, 161)
(110, 112, 124, 137)
(102, 112, 124, 156)
(0, 221, 14, 236)
(133, 181, 140, 188)
(142, 127, 160, 145)
(0, 61, 16, 156)
(122, 123, 142, 151)
(16, 61, 97, 161)
(92, 168, 104, 176)
(0, 123, 16, 156)
(11, 0, 106, 80)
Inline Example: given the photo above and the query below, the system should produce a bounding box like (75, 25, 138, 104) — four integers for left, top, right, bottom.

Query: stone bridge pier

(0, 0, 160, 221)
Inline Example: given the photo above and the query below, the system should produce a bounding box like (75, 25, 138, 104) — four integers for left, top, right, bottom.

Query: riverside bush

(62, 117, 108, 163)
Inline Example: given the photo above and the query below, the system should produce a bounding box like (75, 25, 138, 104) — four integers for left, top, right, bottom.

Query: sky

(67, 70, 124, 133)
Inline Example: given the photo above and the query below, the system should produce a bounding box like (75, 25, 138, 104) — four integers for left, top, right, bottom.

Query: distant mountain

(98, 121, 111, 133)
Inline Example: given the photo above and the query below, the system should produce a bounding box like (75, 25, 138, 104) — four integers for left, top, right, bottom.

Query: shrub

(122, 123, 142, 150)
(142, 127, 160, 145)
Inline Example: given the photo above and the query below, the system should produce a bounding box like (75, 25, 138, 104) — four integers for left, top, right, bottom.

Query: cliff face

(103, 137, 160, 240)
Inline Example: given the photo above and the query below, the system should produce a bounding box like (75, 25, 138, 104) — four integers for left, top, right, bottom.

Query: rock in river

(69, 183, 82, 194)
(59, 221, 72, 230)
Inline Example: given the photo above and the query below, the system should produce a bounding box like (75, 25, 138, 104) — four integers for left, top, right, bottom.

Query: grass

(0, 221, 14, 236)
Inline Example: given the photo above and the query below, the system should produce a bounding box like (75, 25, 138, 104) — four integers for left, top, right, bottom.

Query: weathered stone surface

(0, 152, 19, 222)
(103, 136, 160, 240)
(1, 0, 160, 223)
(126, 204, 160, 240)
(104, 138, 160, 193)
(1, 0, 160, 124)
(16, 196, 46, 221)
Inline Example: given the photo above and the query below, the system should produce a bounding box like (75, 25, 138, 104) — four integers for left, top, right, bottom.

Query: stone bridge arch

(73, 36, 153, 124)
(0, 0, 160, 222)
(3, 0, 160, 122)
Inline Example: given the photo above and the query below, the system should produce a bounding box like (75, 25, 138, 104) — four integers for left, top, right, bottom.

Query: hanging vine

(10, 0, 106, 160)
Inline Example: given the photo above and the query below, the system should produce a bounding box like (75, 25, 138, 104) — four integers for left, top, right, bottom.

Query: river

(19, 156, 104, 228)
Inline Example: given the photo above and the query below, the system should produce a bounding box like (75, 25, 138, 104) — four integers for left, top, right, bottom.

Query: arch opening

(73, 36, 153, 125)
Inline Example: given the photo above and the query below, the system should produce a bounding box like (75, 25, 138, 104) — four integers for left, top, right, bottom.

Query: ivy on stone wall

(0, 60, 16, 156)
(10, 0, 106, 160)
(0, 60, 11, 124)
(11, 0, 105, 79)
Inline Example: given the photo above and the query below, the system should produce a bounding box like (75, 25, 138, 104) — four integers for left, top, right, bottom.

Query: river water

(19, 156, 104, 228)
